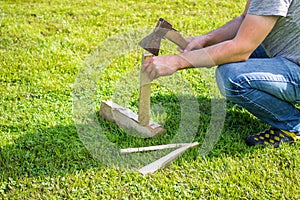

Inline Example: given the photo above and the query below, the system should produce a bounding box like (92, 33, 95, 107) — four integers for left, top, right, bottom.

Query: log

(99, 100, 165, 137)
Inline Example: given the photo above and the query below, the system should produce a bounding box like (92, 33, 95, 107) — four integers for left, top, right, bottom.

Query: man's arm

(142, 1, 279, 80)
(184, 0, 250, 50)
(180, 14, 278, 68)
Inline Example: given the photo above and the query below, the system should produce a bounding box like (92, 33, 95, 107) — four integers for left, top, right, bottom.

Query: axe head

(139, 18, 174, 56)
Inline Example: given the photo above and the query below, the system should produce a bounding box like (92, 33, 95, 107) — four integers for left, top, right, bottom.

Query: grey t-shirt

(248, 0, 299, 65)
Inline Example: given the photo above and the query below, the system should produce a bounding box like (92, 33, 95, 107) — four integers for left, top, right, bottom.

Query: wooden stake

(138, 53, 154, 126)
(120, 143, 192, 154)
(138, 142, 199, 175)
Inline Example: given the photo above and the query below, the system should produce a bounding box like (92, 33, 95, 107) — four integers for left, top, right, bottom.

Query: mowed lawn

(1, 0, 299, 199)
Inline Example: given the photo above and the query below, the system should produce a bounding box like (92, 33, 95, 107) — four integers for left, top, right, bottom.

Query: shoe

(245, 127, 300, 148)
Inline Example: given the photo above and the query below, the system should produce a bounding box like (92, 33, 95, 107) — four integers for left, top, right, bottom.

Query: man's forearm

(204, 15, 246, 47)
(203, 0, 249, 47)
(178, 13, 278, 70)
(178, 40, 243, 69)
(177, 2, 249, 68)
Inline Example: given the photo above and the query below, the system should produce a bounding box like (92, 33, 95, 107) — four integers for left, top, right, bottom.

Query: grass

(0, 0, 299, 199)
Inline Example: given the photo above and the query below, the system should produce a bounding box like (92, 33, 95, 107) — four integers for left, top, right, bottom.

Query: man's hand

(179, 35, 210, 52)
(141, 55, 191, 81)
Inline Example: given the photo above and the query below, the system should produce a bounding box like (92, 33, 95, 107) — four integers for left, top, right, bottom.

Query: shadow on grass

(0, 124, 102, 180)
(206, 101, 270, 158)
(0, 95, 266, 180)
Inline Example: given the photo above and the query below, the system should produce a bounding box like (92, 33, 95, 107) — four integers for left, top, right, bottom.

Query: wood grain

(99, 100, 165, 137)
(138, 142, 199, 175)
(138, 53, 154, 126)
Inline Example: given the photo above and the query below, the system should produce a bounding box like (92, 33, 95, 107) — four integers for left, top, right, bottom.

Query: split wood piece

(99, 100, 165, 137)
(120, 143, 192, 155)
(138, 53, 154, 126)
(138, 142, 199, 175)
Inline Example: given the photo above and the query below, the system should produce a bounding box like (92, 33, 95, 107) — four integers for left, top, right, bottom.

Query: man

(142, 0, 300, 147)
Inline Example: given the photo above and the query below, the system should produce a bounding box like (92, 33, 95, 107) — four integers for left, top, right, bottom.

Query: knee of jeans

(216, 64, 247, 98)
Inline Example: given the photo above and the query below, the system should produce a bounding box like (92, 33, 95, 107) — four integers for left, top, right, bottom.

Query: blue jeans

(216, 45, 300, 133)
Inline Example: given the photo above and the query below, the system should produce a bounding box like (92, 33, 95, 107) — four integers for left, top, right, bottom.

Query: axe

(139, 18, 188, 56)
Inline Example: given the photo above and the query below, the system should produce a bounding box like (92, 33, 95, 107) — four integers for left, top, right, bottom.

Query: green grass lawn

(1, 0, 299, 199)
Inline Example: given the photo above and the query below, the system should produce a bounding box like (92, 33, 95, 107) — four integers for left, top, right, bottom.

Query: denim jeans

(216, 45, 300, 133)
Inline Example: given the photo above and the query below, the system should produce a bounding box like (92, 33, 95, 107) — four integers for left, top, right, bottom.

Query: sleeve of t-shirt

(248, 0, 293, 17)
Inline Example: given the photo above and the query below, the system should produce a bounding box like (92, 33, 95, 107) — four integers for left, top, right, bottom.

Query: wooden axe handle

(165, 30, 189, 50)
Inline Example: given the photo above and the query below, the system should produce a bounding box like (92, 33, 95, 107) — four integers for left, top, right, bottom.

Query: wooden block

(99, 100, 165, 137)
(120, 143, 192, 155)
(138, 53, 154, 126)
(138, 142, 199, 175)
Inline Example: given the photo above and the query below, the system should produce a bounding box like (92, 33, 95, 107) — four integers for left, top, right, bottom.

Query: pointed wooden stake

(138, 142, 199, 175)
(120, 143, 192, 154)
